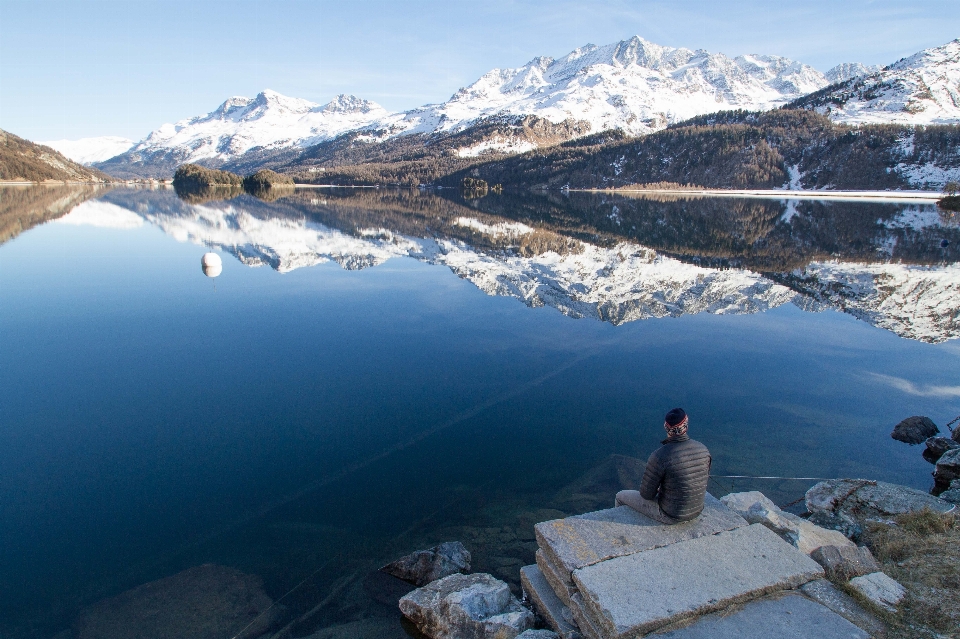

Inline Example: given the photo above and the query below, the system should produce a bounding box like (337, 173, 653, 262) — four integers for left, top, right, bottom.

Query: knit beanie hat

(665, 408, 687, 427)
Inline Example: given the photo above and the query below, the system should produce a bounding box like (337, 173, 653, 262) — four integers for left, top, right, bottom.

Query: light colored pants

(615, 490, 681, 525)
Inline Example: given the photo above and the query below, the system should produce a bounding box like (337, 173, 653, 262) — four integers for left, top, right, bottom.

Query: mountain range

(37, 36, 960, 181)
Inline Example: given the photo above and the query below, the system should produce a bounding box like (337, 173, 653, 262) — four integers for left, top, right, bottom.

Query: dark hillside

(0, 129, 112, 182)
(444, 110, 960, 190)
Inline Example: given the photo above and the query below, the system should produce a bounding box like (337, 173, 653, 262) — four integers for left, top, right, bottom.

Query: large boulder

(809, 545, 881, 582)
(719, 491, 852, 554)
(399, 573, 534, 639)
(75, 564, 277, 639)
(805, 479, 954, 539)
(923, 436, 960, 463)
(381, 542, 472, 587)
(891, 416, 939, 445)
(934, 448, 960, 494)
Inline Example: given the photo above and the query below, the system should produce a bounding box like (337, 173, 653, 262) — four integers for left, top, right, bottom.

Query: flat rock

(649, 593, 869, 639)
(571, 524, 824, 638)
(75, 564, 277, 639)
(848, 572, 906, 613)
(516, 631, 560, 639)
(520, 565, 582, 639)
(922, 436, 960, 463)
(805, 480, 954, 537)
(720, 491, 852, 554)
(891, 416, 939, 445)
(809, 545, 881, 582)
(535, 493, 747, 585)
(800, 579, 888, 637)
(381, 541, 471, 587)
(399, 573, 534, 639)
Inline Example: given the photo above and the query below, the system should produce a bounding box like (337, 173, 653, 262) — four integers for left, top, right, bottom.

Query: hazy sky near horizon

(2, 0, 958, 141)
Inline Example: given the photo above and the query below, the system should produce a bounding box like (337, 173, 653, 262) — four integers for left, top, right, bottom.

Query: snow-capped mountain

(801, 39, 960, 125)
(824, 62, 882, 84)
(97, 90, 390, 176)
(70, 191, 960, 343)
(373, 36, 830, 138)
(39, 136, 134, 165)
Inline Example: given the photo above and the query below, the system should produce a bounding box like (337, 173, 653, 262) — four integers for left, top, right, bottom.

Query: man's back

(639, 435, 711, 521)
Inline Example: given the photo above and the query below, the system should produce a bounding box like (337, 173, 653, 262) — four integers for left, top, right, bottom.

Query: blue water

(1, 188, 958, 637)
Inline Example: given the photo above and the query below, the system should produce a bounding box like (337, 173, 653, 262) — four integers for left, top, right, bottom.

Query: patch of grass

(861, 508, 960, 638)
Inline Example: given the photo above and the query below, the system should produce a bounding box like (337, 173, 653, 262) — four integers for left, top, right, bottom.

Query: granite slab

(649, 593, 870, 639)
(520, 565, 582, 639)
(535, 494, 748, 586)
(572, 524, 825, 638)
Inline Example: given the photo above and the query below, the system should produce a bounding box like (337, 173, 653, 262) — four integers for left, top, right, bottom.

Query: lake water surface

(1, 186, 959, 638)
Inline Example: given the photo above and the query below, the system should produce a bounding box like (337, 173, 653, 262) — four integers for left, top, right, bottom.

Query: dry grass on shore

(859, 509, 960, 638)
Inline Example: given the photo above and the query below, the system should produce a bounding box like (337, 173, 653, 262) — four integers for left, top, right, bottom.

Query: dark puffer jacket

(639, 434, 712, 521)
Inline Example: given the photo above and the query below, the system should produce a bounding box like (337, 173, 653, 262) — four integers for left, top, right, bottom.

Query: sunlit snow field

(1, 186, 958, 638)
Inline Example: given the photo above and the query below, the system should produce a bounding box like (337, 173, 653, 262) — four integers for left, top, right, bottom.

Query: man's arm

(639, 450, 664, 501)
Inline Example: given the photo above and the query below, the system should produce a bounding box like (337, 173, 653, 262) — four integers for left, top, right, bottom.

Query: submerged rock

(75, 564, 277, 639)
(849, 572, 906, 612)
(891, 416, 939, 445)
(805, 479, 954, 539)
(810, 545, 881, 582)
(381, 541, 472, 587)
(923, 436, 960, 463)
(720, 491, 852, 554)
(399, 572, 534, 639)
(934, 448, 960, 494)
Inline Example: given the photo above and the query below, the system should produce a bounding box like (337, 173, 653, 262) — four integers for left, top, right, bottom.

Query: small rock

(934, 448, 960, 494)
(399, 572, 534, 639)
(381, 541, 471, 587)
(516, 631, 559, 639)
(810, 545, 881, 582)
(939, 489, 960, 504)
(720, 491, 852, 554)
(848, 572, 906, 612)
(953, 426, 960, 444)
(891, 416, 939, 445)
(923, 436, 960, 463)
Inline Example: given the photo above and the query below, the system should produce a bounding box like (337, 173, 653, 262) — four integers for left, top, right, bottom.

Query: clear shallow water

(1, 186, 959, 637)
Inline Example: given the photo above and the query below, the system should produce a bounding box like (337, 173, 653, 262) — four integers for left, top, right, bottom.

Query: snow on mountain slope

(825, 62, 882, 84)
(92, 193, 960, 342)
(39, 136, 134, 165)
(376, 36, 830, 138)
(811, 39, 960, 125)
(106, 90, 391, 170)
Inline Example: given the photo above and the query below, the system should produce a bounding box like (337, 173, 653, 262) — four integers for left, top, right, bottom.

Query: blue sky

(1, 0, 958, 141)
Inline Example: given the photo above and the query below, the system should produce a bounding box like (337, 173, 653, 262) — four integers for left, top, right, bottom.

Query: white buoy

(201, 252, 222, 278)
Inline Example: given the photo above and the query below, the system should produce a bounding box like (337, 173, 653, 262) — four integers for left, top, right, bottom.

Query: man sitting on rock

(615, 408, 712, 525)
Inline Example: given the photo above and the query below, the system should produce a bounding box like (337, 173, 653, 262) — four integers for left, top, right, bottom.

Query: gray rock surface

(535, 494, 747, 585)
(891, 415, 939, 444)
(848, 572, 906, 612)
(720, 491, 852, 554)
(75, 564, 277, 639)
(954, 425, 960, 443)
(934, 448, 960, 492)
(571, 524, 824, 637)
(520, 565, 582, 639)
(922, 436, 960, 463)
(516, 631, 560, 639)
(381, 541, 471, 587)
(649, 593, 869, 639)
(805, 479, 954, 538)
(809, 545, 881, 582)
(399, 572, 534, 639)
(800, 579, 888, 637)
(535, 550, 576, 608)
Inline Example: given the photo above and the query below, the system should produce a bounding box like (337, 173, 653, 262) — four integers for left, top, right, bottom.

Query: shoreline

(575, 187, 945, 203)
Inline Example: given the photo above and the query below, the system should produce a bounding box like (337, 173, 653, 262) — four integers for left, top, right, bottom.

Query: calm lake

(1, 185, 959, 638)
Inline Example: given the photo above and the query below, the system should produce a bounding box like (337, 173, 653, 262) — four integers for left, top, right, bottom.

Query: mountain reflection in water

(58, 187, 959, 344)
